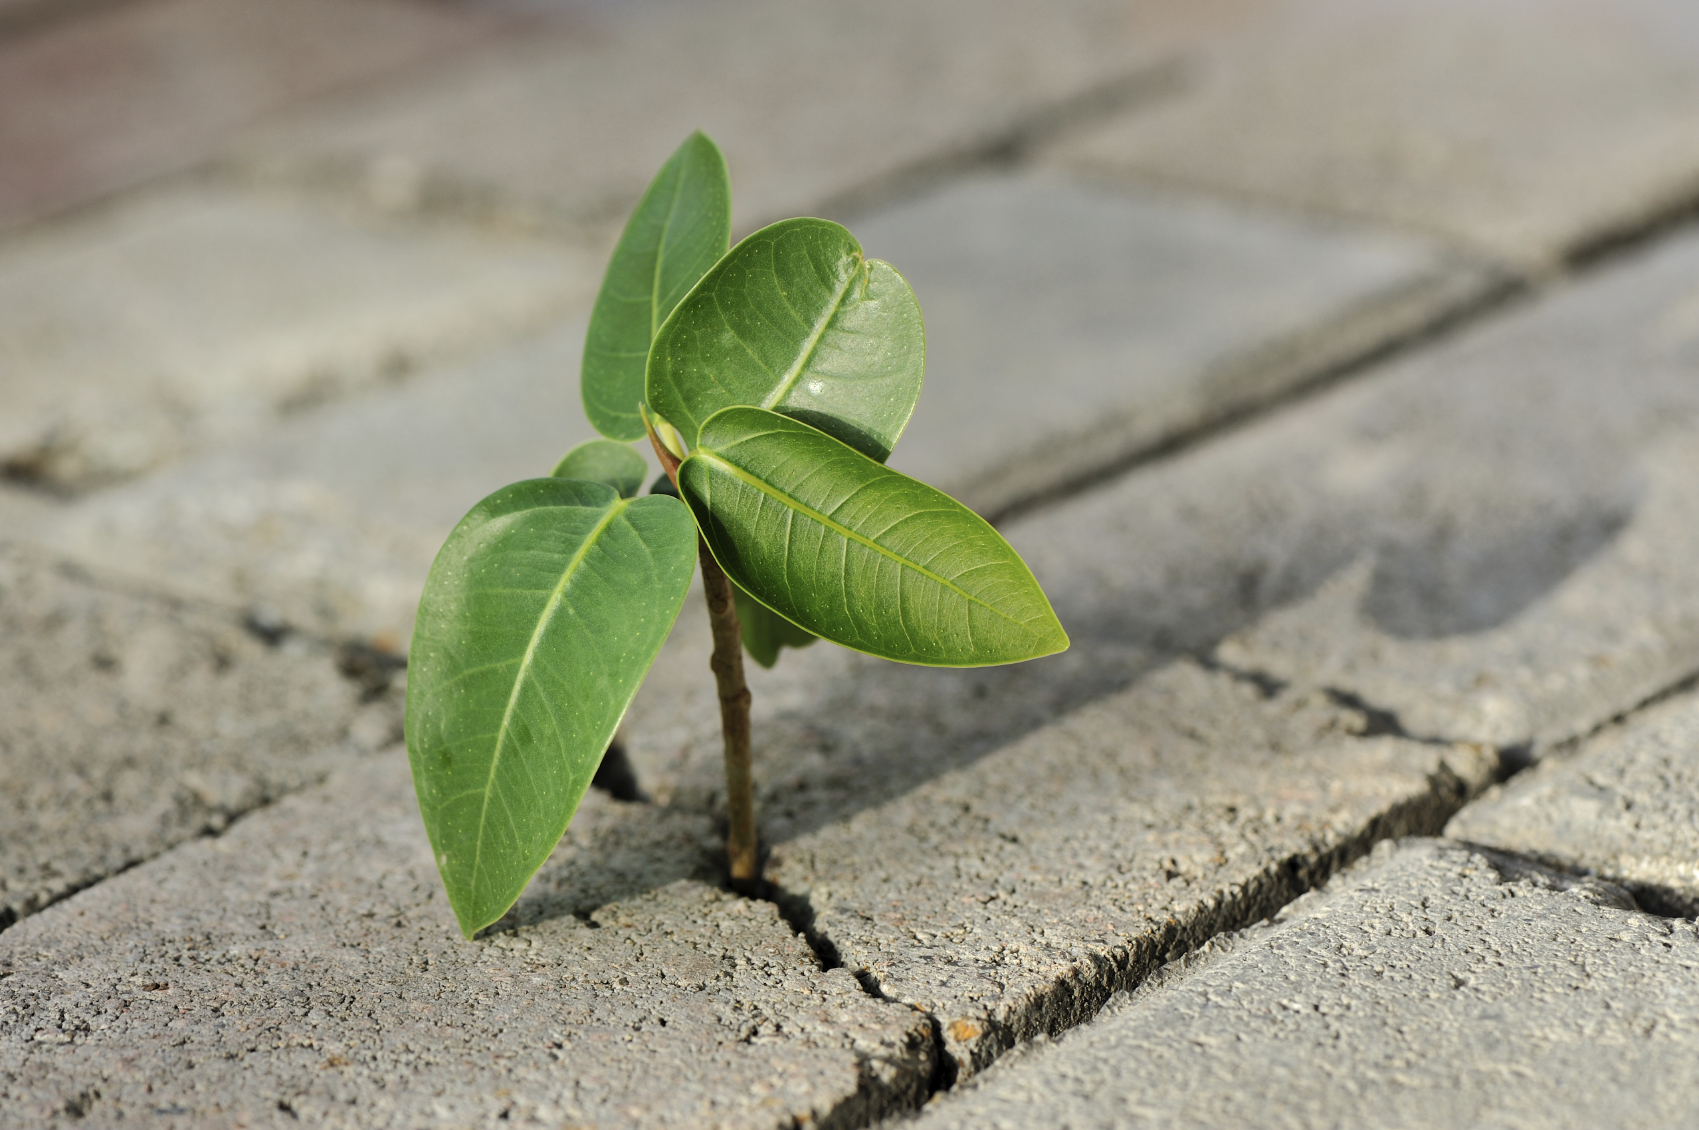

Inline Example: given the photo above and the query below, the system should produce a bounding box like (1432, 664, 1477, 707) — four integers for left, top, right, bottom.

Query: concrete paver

(1054, 0, 1699, 270)
(867, 171, 1500, 516)
(0, 181, 597, 492)
(1004, 227, 1699, 755)
(1450, 687, 1699, 916)
(0, 0, 503, 232)
(0, 753, 935, 1129)
(902, 839, 1699, 1130)
(245, 0, 1246, 235)
(35, 316, 605, 641)
(765, 660, 1499, 1080)
(0, 543, 385, 931)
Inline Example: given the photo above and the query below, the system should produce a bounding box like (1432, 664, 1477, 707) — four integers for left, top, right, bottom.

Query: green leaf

(734, 583, 816, 668)
(405, 479, 698, 937)
(647, 217, 925, 461)
(582, 131, 731, 441)
(679, 407, 1067, 667)
(550, 438, 648, 498)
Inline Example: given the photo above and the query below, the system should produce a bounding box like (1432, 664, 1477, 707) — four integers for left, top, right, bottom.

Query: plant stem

(696, 539, 759, 889)
(642, 407, 760, 890)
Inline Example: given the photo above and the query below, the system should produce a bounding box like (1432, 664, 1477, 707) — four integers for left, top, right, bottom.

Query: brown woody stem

(643, 407, 759, 890)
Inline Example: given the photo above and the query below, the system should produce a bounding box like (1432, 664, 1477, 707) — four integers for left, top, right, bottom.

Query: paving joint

(816, 58, 1191, 231)
(984, 265, 1525, 527)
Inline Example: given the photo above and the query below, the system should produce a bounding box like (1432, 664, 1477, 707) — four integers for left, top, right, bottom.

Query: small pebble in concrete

(765, 660, 1500, 1080)
(904, 838, 1699, 1130)
(1450, 686, 1699, 916)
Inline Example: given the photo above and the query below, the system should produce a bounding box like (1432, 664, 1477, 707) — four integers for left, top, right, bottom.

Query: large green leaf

(647, 218, 925, 461)
(550, 438, 648, 498)
(734, 583, 816, 668)
(582, 132, 730, 441)
(406, 479, 697, 936)
(678, 407, 1067, 666)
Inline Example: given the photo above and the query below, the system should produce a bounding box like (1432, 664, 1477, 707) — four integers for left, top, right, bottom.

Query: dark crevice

(985, 270, 1526, 528)
(1564, 179, 1699, 273)
(809, 59, 1190, 232)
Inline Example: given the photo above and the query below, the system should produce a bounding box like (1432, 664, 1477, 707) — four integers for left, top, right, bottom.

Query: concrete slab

(0, 753, 935, 1129)
(0, 0, 503, 232)
(904, 839, 1699, 1130)
(1053, 0, 1699, 270)
(995, 226, 1699, 755)
(866, 171, 1501, 515)
(0, 181, 597, 491)
(36, 315, 606, 643)
(764, 660, 1499, 1080)
(244, 0, 1246, 235)
(1449, 688, 1699, 916)
(1196, 229, 1699, 747)
(0, 543, 386, 931)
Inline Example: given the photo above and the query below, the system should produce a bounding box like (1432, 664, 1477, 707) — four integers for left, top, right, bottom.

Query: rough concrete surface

(865, 171, 1500, 516)
(997, 227, 1699, 755)
(765, 660, 1499, 1080)
(0, 181, 596, 491)
(0, 0, 503, 233)
(0, 754, 935, 1130)
(33, 313, 605, 643)
(1450, 687, 1699, 916)
(903, 839, 1699, 1130)
(1056, 0, 1699, 270)
(245, 0, 1246, 235)
(0, 543, 387, 930)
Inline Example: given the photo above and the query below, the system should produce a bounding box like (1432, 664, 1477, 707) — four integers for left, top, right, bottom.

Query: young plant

(406, 133, 1068, 937)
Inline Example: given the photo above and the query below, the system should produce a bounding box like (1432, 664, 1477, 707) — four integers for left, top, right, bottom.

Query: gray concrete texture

(26, 169, 1489, 642)
(0, 181, 597, 492)
(243, 0, 1235, 236)
(0, 543, 391, 930)
(0, 754, 936, 1129)
(1450, 686, 1699, 916)
(0, 0, 505, 233)
(868, 172, 1500, 517)
(902, 839, 1699, 1130)
(1014, 226, 1699, 754)
(1055, 0, 1699, 271)
(764, 660, 1500, 1080)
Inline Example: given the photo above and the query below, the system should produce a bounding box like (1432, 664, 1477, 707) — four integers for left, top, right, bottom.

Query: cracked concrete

(0, 754, 935, 1129)
(764, 660, 1499, 1080)
(0, 543, 390, 931)
(1450, 684, 1699, 915)
(901, 838, 1699, 1130)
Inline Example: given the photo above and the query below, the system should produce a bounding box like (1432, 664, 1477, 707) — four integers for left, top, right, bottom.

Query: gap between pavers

(863, 170, 1503, 518)
(760, 659, 1501, 1082)
(900, 838, 1699, 1130)
(0, 542, 395, 932)
(0, 0, 509, 233)
(238, 0, 1257, 238)
(0, 178, 599, 493)
(1450, 682, 1699, 916)
(25, 166, 1498, 644)
(1202, 227, 1699, 755)
(1050, 0, 1699, 274)
(0, 752, 936, 1129)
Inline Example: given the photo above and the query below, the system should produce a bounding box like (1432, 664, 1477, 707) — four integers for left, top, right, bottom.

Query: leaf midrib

(758, 248, 861, 412)
(692, 446, 1032, 631)
(469, 496, 629, 895)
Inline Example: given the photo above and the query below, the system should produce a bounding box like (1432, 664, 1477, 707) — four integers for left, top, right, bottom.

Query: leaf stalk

(645, 406, 760, 890)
